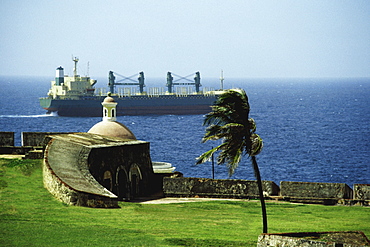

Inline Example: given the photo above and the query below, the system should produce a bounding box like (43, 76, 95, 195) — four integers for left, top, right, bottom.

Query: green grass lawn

(0, 158, 369, 246)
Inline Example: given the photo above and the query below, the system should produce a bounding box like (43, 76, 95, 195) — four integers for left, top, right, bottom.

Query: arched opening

(104, 108, 108, 117)
(112, 108, 115, 118)
(129, 164, 142, 199)
(103, 170, 112, 191)
(116, 168, 128, 201)
(131, 174, 138, 198)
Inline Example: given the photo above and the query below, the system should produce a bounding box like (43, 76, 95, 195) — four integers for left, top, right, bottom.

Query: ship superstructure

(47, 57, 97, 100)
(40, 58, 225, 117)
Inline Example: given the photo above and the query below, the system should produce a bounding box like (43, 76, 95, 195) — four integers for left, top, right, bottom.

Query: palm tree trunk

(251, 156, 268, 233)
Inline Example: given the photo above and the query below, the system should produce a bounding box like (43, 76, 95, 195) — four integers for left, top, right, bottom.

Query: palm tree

(196, 89, 267, 233)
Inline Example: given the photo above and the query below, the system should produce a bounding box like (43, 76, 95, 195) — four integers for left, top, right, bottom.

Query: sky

(0, 0, 369, 79)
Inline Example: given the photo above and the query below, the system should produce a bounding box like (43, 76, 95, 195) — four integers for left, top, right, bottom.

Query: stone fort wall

(0, 131, 73, 155)
(43, 151, 119, 208)
(163, 177, 370, 204)
(1, 132, 369, 204)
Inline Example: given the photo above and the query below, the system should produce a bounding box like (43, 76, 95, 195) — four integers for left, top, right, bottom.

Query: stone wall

(22, 132, 73, 147)
(43, 133, 157, 206)
(24, 150, 44, 159)
(163, 177, 279, 198)
(87, 141, 156, 199)
(0, 132, 14, 146)
(0, 132, 73, 155)
(0, 146, 34, 155)
(43, 157, 118, 208)
(354, 184, 370, 200)
(280, 181, 353, 199)
(257, 231, 370, 246)
(164, 179, 369, 204)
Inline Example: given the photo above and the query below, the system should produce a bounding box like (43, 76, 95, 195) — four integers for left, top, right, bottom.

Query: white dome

(88, 121, 136, 140)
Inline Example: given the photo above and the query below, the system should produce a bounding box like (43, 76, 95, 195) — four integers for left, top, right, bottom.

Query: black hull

(40, 95, 217, 117)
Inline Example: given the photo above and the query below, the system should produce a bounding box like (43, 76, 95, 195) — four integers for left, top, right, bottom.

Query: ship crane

(166, 71, 201, 94)
(108, 71, 145, 94)
(220, 70, 224, 90)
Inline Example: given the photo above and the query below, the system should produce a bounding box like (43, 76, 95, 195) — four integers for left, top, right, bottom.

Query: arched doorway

(129, 164, 142, 199)
(116, 168, 128, 201)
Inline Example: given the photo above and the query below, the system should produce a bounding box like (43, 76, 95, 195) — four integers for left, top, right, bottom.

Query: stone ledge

(280, 181, 353, 199)
(23, 150, 44, 159)
(270, 196, 370, 206)
(164, 177, 279, 199)
(284, 197, 338, 205)
(257, 231, 370, 247)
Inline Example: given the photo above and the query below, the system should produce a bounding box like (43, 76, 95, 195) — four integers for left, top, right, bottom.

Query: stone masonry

(163, 177, 279, 198)
(43, 132, 156, 207)
(280, 181, 353, 199)
(257, 231, 370, 247)
(354, 184, 370, 200)
(0, 132, 14, 146)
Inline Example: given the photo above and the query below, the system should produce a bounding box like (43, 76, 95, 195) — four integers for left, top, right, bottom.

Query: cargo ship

(39, 58, 225, 117)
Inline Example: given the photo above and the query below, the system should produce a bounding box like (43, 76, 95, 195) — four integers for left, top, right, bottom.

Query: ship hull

(40, 95, 216, 117)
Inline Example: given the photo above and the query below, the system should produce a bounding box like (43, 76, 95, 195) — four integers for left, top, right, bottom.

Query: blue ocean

(0, 76, 369, 187)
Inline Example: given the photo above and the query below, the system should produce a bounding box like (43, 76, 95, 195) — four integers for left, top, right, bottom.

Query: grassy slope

(0, 159, 369, 247)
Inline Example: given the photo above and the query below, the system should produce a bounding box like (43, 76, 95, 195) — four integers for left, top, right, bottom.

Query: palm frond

(195, 144, 227, 165)
(195, 149, 216, 165)
(217, 142, 245, 176)
(202, 123, 246, 143)
(197, 88, 263, 176)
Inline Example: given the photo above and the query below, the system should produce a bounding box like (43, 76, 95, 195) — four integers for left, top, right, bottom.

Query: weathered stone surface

(43, 158, 118, 208)
(45, 137, 117, 198)
(163, 177, 279, 198)
(354, 184, 370, 200)
(43, 132, 156, 207)
(0, 132, 14, 146)
(280, 181, 353, 199)
(337, 199, 370, 207)
(257, 231, 370, 247)
(22, 132, 72, 147)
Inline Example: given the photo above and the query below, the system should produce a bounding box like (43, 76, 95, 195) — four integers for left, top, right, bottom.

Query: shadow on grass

(164, 237, 251, 246)
(0, 158, 41, 176)
(0, 167, 7, 189)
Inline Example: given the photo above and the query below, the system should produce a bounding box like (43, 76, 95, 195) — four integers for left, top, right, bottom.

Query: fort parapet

(0, 131, 73, 157)
(1, 131, 369, 206)
(354, 184, 370, 200)
(164, 177, 280, 199)
(22, 132, 72, 147)
(278, 181, 355, 205)
(0, 132, 14, 146)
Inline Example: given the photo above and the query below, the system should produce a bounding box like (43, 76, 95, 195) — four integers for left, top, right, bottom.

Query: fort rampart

(0, 131, 72, 152)
(163, 177, 370, 205)
(163, 177, 279, 198)
(1, 132, 369, 205)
